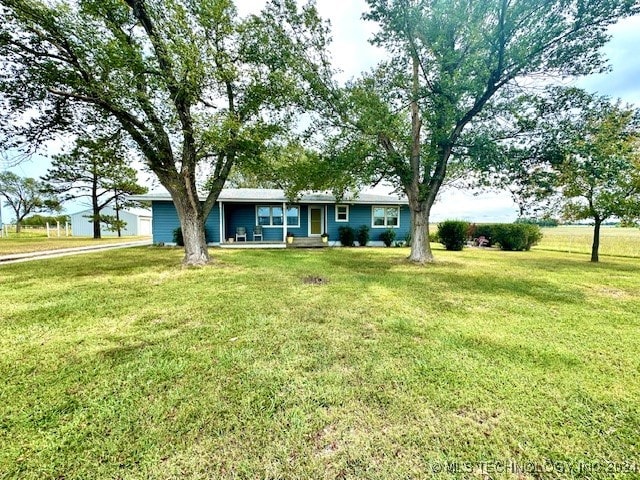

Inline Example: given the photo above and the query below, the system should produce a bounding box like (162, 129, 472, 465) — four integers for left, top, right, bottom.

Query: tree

(42, 132, 147, 239)
(0, 172, 60, 232)
(310, 0, 639, 263)
(0, 0, 333, 264)
(556, 99, 640, 262)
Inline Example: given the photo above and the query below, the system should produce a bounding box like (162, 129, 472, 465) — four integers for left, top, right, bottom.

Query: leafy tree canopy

(306, 0, 639, 263)
(0, 0, 334, 264)
(0, 171, 60, 231)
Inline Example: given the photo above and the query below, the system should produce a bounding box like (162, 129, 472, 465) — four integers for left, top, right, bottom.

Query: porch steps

(288, 237, 327, 248)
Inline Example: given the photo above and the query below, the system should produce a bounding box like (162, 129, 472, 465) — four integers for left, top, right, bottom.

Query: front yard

(0, 246, 638, 479)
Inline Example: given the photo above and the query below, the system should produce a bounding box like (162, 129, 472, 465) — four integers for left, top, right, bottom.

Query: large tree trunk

(405, 53, 435, 264)
(172, 193, 210, 266)
(407, 196, 434, 263)
(591, 217, 602, 263)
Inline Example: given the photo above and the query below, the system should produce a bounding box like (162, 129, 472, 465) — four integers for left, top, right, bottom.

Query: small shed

(70, 207, 152, 237)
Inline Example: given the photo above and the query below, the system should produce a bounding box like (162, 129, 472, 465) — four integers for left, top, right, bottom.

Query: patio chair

(253, 225, 263, 241)
(235, 226, 247, 242)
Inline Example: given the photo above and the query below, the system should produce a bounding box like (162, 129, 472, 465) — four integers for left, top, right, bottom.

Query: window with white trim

(257, 205, 283, 226)
(286, 206, 300, 227)
(372, 206, 400, 228)
(257, 205, 299, 227)
(335, 204, 349, 222)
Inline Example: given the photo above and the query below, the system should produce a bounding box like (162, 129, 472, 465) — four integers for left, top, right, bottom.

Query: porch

(219, 240, 287, 249)
(218, 202, 328, 244)
(218, 237, 328, 249)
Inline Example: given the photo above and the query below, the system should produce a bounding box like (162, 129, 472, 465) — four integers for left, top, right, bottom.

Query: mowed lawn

(0, 234, 149, 256)
(536, 226, 640, 258)
(1, 246, 639, 479)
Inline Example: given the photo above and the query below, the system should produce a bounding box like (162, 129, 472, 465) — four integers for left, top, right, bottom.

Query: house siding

(151, 201, 220, 244)
(150, 200, 410, 245)
(326, 204, 411, 245)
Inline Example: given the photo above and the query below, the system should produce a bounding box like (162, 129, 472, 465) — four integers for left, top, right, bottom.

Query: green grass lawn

(536, 226, 640, 258)
(0, 234, 149, 256)
(1, 246, 639, 479)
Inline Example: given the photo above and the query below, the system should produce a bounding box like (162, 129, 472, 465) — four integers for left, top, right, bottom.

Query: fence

(0, 223, 72, 238)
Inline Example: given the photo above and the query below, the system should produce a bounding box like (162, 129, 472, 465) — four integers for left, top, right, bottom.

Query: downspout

(283, 201, 287, 243)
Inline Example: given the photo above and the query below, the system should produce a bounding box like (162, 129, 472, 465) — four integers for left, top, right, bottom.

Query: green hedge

(437, 220, 470, 251)
(493, 224, 542, 251)
(379, 228, 396, 247)
(468, 223, 542, 251)
(338, 226, 356, 247)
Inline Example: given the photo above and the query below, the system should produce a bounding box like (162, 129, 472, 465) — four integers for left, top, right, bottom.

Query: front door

(309, 207, 323, 236)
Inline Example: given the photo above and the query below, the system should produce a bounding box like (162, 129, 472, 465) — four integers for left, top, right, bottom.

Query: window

(257, 205, 299, 227)
(335, 204, 349, 222)
(257, 205, 283, 227)
(286, 206, 300, 227)
(372, 206, 400, 228)
(257, 206, 272, 226)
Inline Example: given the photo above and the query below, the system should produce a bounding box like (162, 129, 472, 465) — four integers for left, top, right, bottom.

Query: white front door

(309, 207, 323, 236)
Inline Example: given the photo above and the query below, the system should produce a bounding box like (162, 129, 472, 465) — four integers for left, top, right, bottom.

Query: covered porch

(217, 201, 328, 246)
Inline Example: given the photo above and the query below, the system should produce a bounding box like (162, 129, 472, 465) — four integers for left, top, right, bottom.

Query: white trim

(371, 205, 401, 229)
(335, 204, 349, 222)
(285, 205, 301, 228)
(218, 201, 224, 244)
(308, 206, 324, 236)
(255, 204, 300, 228)
(283, 201, 287, 242)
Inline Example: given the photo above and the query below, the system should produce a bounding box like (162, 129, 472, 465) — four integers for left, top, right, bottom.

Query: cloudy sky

(5, 1, 640, 221)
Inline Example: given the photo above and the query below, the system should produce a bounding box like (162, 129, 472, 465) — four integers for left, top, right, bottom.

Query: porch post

(325, 205, 328, 234)
(219, 201, 224, 244)
(283, 201, 287, 242)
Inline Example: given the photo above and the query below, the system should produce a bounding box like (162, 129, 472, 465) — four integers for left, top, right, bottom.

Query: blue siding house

(138, 188, 410, 247)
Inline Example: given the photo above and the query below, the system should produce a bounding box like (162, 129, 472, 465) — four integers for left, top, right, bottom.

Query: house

(136, 188, 410, 247)
(70, 206, 152, 237)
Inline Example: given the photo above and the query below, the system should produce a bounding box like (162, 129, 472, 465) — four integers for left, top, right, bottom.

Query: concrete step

(287, 237, 328, 248)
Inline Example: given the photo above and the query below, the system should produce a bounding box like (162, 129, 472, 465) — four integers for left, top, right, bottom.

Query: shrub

(493, 224, 542, 251)
(515, 216, 560, 227)
(428, 231, 438, 243)
(356, 225, 370, 246)
(379, 228, 396, 247)
(437, 220, 470, 251)
(338, 226, 356, 247)
(473, 224, 497, 247)
(173, 227, 184, 246)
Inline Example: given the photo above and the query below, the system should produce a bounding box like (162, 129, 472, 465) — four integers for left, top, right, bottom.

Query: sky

(4, 1, 640, 222)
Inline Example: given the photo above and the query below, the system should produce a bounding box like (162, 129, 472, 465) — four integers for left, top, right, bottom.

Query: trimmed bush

(338, 226, 356, 247)
(356, 225, 370, 246)
(172, 227, 184, 246)
(437, 220, 470, 251)
(473, 224, 497, 247)
(493, 224, 542, 251)
(379, 228, 396, 247)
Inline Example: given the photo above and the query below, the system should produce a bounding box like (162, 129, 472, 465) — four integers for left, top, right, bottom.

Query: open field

(0, 233, 150, 256)
(535, 226, 640, 258)
(1, 246, 638, 479)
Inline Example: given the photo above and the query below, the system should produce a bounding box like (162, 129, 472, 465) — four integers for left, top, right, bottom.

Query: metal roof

(69, 206, 152, 217)
(130, 188, 408, 205)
